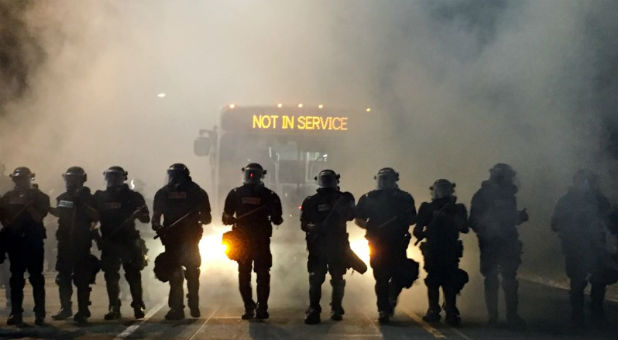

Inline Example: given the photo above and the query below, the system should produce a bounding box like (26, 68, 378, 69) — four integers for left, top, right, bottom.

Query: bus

(194, 104, 373, 218)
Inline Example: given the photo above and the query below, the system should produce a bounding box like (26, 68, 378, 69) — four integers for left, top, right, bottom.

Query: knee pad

(484, 274, 499, 290)
(309, 270, 326, 285)
(28, 273, 44, 287)
(10, 275, 25, 288)
(330, 277, 345, 288)
(124, 267, 141, 281)
(256, 269, 270, 285)
(169, 268, 184, 283)
(502, 277, 518, 292)
(185, 267, 200, 281)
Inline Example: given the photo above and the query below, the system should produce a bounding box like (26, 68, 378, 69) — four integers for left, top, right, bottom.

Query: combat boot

(506, 314, 526, 330)
(104, 305, 121, 320)
(188, 299, 200, 318)
(73, 312, 89, 326)
(34, 315, 46, 326)
(378, 310, 390, 324)
(445, 313, 461, 327)
(422, 308, 441, 323)
(241, 302, 256, 320)
(52, 308, 73, 321)
(590, 283, 607, 328)
(423, 285, 441, 323)
(304, 308, 321, 325)
(134, 306, 146, 319)
(330, 278, 345, 321)
(164, 308, 185, 321)
(255, 304, 269, 320)
(331, 306, 344, 321)
(7, 313, 23, 326)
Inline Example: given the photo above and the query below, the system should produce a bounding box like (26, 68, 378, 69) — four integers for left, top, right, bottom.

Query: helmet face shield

(316, 170, 339, 189)
(63, 166, 87, 191)
(376, 175, 397, 190)
(167, 163, 190, 186)
(375, 167, 399, 190)
(167, 170, 186, 185)
(242, 163, 265, 185)
(243, 169, 264, 185)
(489, 163, 516, 184)
(12, 176, 32, 189)
(104, 166, 127, 188)
(63, 174, 85, 190)
(105, 171, 125, 188)
(430, 179, 455, 200)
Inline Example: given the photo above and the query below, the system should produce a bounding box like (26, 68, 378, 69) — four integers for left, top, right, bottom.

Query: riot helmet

(103, 166, 127, 188)
(315, 169, 340, 189)
(167, 163, 190, 186)
(10, 166, 35, 189)
(242, 163, 266, 185)
(375, 167, 399, 190)
(489, 163, 516, 184)
(430, 179, 455, 200)
(63, 166, 87, 191)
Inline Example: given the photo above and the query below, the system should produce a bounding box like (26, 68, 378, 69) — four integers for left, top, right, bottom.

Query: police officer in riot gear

(301, 170, 355, 324)
(0, 163, 13, 311)
(551, 170, 613, 326)
(0, 167, 49, 325)
(222, 163, 283, 320)
(94, 166, 150, 320)
(470, 163, 528, 328)
(49, 166, 99, 325)
(355, 168, 416, 323)
(152, 163, 211, 320)
(414, 179, 468, 326)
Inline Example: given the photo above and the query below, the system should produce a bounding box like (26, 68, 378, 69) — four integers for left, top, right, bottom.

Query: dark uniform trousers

(165, 241, 201, 311)
(238, 237, 271, 311)
(101, 243, 144, 310)
(8, 237, 45, 317)
(478, 237, 522, 319)
(56, 243, 93, 315)
(307, 245, 346, 313)
(564, 249, 606, 317)
(370, 239, 406, 313)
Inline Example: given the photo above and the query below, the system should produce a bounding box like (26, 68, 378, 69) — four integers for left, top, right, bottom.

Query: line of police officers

(0, 162, 616, 329)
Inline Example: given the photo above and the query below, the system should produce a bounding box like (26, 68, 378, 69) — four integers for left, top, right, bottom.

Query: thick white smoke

(0, 0, 616, 309)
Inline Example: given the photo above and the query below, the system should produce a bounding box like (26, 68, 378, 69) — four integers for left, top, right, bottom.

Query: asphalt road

(0, 268, 616, 340)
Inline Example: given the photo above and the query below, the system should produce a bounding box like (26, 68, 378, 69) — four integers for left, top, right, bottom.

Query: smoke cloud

(0, 0, 616, 311)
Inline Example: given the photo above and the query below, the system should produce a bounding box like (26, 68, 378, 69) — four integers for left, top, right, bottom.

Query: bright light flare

(228, 103, 236, 109)
(297, 103, 303, 108)
(277, 103, 283, 108)
(349, 238, 371, 265)
(198, 230, 229, 267)
(365, 107, 371, 112)
(156, 93, 166, 98)
(318, 104, 324, 109)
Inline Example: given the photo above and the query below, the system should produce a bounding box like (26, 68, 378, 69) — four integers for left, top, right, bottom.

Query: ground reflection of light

(349, 238, 371, 265)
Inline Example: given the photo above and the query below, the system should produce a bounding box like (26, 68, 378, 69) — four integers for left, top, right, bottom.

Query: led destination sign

(220, 106, 356, 133)
(252, 114, 348, 131)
